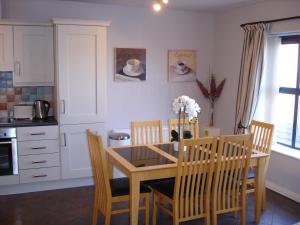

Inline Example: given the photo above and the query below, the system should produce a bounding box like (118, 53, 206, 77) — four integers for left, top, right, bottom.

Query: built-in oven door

(0, 138, 18, 176)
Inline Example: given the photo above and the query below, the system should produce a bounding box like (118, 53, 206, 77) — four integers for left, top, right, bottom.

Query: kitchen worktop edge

(0, 117, 58, 128)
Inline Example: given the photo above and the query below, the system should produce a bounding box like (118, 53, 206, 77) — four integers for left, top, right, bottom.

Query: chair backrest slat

(87, 130, 111, 214)
(174, 137, 217, 220)
(212, 134, 252, 212)
(131, 120, 163, 145)
(250, 120, 274, 154)
(168, 118, 199, 141)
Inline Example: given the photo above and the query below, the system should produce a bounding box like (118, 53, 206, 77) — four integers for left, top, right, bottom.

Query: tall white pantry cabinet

(54, 20, 110, 179)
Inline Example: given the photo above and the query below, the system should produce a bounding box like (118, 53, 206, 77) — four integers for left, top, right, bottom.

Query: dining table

(105, 143, 269, 225)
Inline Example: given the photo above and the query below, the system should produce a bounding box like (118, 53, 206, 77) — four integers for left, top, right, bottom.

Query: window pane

(278, 44, 298, 88)
(276, 93, 294, 146)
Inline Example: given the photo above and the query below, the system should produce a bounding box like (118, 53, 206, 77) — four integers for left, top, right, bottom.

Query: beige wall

(3, 0, 215, 130)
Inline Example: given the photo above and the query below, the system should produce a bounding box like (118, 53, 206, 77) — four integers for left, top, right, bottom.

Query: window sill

(272, 144, 300, 160)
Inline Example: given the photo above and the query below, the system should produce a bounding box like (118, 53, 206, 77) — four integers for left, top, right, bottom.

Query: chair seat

(248, 167, 255, 179)
(143, 178, 174, 187)
(149, 178, 175, 198)
(110, 177, 151, 197)
(150, 176, 211, 199)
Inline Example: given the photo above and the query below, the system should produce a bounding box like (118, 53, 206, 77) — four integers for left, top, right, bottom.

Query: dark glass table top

(112, 144, 176, 168)
(154, 143, 179, 158)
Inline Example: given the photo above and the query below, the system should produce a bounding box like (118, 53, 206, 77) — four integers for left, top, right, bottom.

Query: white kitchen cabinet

(17, 125, 60, 184)
(0, 25, 13, 71)
(56, 24, 107, 125)
(60, 123, 106, 179)
(18, 140, 59, 155)
(13, 26, 54, 86)
(20, 167, 60, 184)
(17, 125, 59, 141)
(19, 153, 60, 170)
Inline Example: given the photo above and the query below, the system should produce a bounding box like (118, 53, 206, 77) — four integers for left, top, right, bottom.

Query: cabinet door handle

(32, 174, 47, 178)
(60, 100, 66, 114)
(30, 132, 46, 136)
(14, 61, 21, 76)
(32, 160, 47, 164)
(31, 147, 47, 150)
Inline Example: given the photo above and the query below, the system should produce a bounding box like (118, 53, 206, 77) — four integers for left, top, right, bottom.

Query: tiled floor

(0, 186, 299, 225)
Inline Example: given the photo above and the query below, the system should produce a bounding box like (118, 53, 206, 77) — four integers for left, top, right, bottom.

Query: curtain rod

(240, 15, 300, 27)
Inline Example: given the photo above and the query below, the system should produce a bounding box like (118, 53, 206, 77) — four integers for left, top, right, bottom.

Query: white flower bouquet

(171, 95, 201, 143)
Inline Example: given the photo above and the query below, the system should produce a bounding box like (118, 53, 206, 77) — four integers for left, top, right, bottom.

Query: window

(277, 35, 300, 149)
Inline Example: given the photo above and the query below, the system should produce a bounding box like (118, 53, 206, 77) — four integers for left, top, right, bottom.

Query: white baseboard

(266, 180, 300, 203)
(0, 177, 94, 196)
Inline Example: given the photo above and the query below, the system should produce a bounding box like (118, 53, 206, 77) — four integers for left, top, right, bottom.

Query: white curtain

(254, 36, 281, 125)
(254, 36, 285, 144)
(234, 23, 270, 133)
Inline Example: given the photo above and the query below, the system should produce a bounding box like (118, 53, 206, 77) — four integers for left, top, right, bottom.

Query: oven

(0, 128, 18, 176)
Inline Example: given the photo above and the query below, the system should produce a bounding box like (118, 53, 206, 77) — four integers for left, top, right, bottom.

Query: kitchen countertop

(0, 117, 58, 128)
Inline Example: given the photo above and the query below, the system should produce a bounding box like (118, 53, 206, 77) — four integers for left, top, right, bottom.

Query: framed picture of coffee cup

(168, 49, 196, 82)
(115, 48, 146, 82)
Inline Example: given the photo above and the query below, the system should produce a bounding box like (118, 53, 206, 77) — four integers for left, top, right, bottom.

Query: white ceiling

(59, 0, 271, 12)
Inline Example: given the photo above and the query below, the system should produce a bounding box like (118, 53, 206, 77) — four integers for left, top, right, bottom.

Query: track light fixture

(152, 0, 169, 12)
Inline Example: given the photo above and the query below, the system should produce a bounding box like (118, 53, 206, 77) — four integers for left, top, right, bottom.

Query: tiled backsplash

(0, 72, 53, 118)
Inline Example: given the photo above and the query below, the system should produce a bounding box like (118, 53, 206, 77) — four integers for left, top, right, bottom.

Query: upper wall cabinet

(13, 26, 54, 86)
(56, 24, 107, 125)
(0, 25, 13, 71)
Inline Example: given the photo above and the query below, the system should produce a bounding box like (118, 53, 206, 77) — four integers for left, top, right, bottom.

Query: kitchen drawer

(20, 167, 60, 184)
(18, 140, 59, 155)
(17, 126, 59, 141)
(19, 153, 60, 169)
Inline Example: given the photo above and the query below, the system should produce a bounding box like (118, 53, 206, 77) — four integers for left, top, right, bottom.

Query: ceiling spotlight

(162, 0, 168, 4)
(153, 1, 162, 12)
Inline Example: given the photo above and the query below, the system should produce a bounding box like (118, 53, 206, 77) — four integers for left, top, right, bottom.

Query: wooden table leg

(255, 158, 264, 223)
(130, 174, 140, 225)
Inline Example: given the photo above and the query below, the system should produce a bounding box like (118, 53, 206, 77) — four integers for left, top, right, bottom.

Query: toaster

(13, 104, 33, 120)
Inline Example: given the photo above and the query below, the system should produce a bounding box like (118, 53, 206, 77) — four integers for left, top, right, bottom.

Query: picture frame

(115, 48, 146, 82)
(168, 49, 197, 82)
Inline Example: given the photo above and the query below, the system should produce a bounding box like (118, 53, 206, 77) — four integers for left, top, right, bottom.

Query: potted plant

(171, 95, 201, 150)
(196, 75, 226, 127)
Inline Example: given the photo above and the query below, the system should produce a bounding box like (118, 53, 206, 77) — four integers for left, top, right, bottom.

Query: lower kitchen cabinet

(60, 123, 106, 179)
(17, 125, 60, 184)
(19, 153, 60, 170)
(20, 167, 60, 184)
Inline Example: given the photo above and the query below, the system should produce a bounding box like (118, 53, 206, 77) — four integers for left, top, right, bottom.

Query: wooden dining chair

(131, 120, 163, 145)
(86, 130, 151, 225)
(247, 120, 274, 209)
(211, 134, 253, 225)
(168, 118, 199, 141)
(150, 137, 217, 225)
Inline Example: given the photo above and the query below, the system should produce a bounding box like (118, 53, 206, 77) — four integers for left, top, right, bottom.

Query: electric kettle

(33, 100, 50, 119)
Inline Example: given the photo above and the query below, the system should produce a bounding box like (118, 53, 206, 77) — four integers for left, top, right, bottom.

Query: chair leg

(92, 193, 99, 225)
(145, 194, 150, 225)
(262, 185, 267, 210)
(240, 194, 246, 225)
(92, 206, 98, 225)
(212, 214, 217, 225)
(212, 205, 217, 225)
(172, 203, 179, 225)
(204, 197, 210, 225)
(104, 212, 111, 225)
(240, 208, 246, 225)
(204, 212, 210, 225)
(152, 193, 158, 225)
